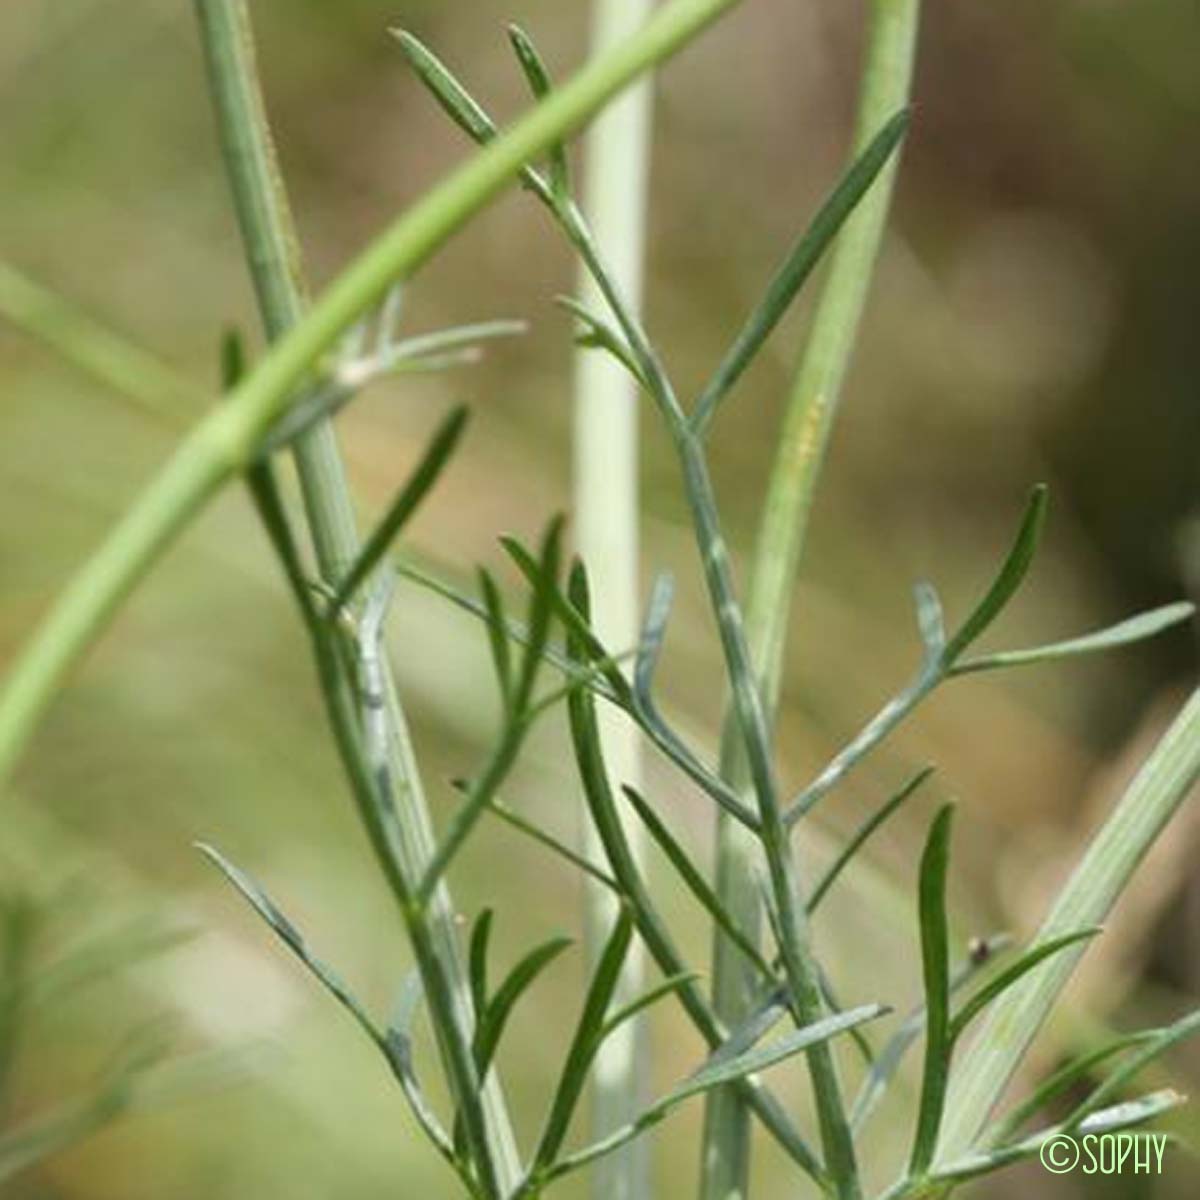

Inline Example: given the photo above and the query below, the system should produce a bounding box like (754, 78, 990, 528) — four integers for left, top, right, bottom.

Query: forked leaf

(392, 31, 497, 144)
(532, 908, 634, 1170)
(950, 928, 1102, 1040)
(909, 805, 955, 1174)
(622, 784, 772, 979)
(691, 109, 909, 433)
(556, 296, 646, 388)
(508, 24, 570, 197)
(952, 602, 1195, 676)
(332, 406, 469, 609)
(474, 935, 573, 1075)
(807, 766, 935, 914)
(942, 486, 1048, 664)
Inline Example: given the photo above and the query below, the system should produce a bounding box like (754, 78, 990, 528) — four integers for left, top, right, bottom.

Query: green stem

(192, 1, 521, 1190)
(702, 3, 920, 1195)
(0, 0, 742, 789)
(572, 3, 655, 1197)
(934, 685, 1200, 1165)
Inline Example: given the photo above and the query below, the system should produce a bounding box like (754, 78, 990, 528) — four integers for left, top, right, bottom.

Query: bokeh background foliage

(1, 1, 1198, 1197)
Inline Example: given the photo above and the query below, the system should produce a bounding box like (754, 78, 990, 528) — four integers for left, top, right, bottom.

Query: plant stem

(701, 4, 920, 1195)
(572, 3, 654, 1197)
(0, 0, 743, 790)
(934, 685, 1200, 1165)
(192, 1, 522, 1190)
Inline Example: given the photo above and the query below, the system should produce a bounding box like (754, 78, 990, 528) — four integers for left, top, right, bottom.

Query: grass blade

(331, 406, 468, 609)
(691, 109, 910, 434)
(942, 486, 1048, 664)
(909, 805, 954, 1174)
(952, 602, 1195, 676)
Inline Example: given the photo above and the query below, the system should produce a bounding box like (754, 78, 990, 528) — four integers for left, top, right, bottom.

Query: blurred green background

(1, 1, 1198, 1197)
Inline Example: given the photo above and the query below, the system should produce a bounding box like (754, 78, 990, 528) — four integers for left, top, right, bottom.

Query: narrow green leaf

(990, 1031, 1158, 1144)
(622, 784, 772, 979)
(807, 766, 935, 914)
(950, 928, 1102, 1040)
(909, 805, 955, 1174)
(597, 972, 702, 1045)
(477, 568, 514, 710)
(508, 25, 570, 197)
(475, 935, 574, 1075)
(468, 909, 493, 1024)
(952, 602, 1195, 676)
(691, 109, 909, 434)
(1065, 1009, 1200, 1129)
(392, 31, 498, 144)
(244, 460, 320, 627)
(484, 798, 622, 893)
(220, 326, 248, 391)
(913, 582, 946, 661)
(332, 406, 469, 609)
(509, 517, 565, 714)
(532, 908, 634, 1170)
(942, 485, 1048, 664)
(556, 295, 646, 388)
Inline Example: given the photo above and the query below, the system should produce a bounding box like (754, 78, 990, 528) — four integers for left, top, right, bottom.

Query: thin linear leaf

(393, 31, 497, 144)
(468, 909, 493, 1024)
(818, 966, 876, 1068)
(556, 295, 646, 388)
(952, 602, 1195, 676)
(705, 988, 789, 1073)
(942, 485, 1048, 664)
(506, 519, 565, 714)
(537, 1003, 888, 1189)
(475, 935, 574, 1075)
(622, 784, 772, 979)
(376, 319, 528, 374)
(991, 1030, 1158, 1144)
(477, 568, 514, 710)
(220, 326, 248, 391)
(597, 972, 702, 1045)
(485, 799, 622, 893)
(332, 406, 469, 609)
(807, 766, 934, 914)
(532, 908, 634, 1171)
(1066, 1008, 1200, 1128)
(691, 109, 909, 433)
(909, 805, 955, 1174)
(950, 928, 1102, 1040)
(508, 25, 570, 196)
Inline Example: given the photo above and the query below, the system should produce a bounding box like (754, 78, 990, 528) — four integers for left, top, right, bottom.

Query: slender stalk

(0, 0, 743, 788)
(572, 3, 654, 1196)
(192, 1, 522, 1189)
(934, 685, 1200, 1165)
(702, 4, 920, 1194)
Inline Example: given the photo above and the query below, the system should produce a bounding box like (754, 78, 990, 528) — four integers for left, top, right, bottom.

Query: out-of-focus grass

(1, 1, 1197, 1196)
